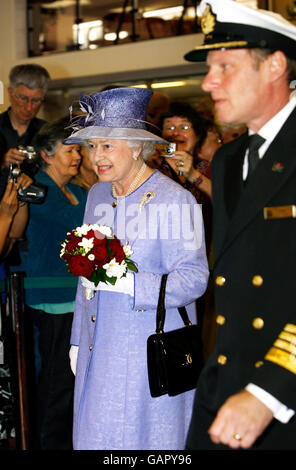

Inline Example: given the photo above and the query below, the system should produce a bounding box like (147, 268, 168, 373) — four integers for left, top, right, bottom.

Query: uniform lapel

(223, 133, 248, 218)
(212, 132, 248, 259)
(215, 108, 296, 264)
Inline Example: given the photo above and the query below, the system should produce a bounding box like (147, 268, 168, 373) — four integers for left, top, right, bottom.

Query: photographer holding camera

(0, 175, 33, 258)
(0, 64, 50, 176)
(0, 133, 33, 258)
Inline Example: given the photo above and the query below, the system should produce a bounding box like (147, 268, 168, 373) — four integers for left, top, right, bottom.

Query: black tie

(247, 134, 265, 178)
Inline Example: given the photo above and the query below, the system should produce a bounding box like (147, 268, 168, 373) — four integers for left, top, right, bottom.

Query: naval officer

(185, 0, 296, 450)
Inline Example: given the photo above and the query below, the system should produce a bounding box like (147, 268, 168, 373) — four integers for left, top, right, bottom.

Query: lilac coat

(71, 170, 209, 450)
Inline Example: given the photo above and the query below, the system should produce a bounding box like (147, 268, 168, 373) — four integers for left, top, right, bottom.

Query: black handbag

(147, 274, 204, 398)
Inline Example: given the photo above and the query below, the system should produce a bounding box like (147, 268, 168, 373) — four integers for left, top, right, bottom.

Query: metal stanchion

(1, 274, 77, 449)
(114, 0, 139, 44)
(8, 272, 30, 450)
(177, 0, 199, 36)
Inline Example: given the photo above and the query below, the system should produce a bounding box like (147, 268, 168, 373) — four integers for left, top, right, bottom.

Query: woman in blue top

(19, 118, 87, 449)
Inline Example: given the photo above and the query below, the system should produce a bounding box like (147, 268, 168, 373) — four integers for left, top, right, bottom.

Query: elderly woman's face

(49, 142, 81, 179)
(87, 139, 140, 182)
(162, 116, 199, 154)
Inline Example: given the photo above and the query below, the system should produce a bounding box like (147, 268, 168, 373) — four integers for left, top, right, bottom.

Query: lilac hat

(64, 87, 167, 144)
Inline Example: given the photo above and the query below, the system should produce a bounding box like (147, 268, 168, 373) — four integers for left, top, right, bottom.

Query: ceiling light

(131, 84, 148, 89)
(142, 7, 184, 21)
(151, 81, 186, 89)
(73, 20, 103, 49)
(104, 31, 129, 41)
(41, 0, 90, 8)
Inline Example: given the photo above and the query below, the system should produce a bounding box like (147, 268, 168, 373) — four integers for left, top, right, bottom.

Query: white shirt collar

(255, 92, 296, 150)
(243, 93, 296, 179)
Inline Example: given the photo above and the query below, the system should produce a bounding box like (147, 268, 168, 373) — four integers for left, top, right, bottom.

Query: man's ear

(268, 50, 288, 82)
(7, 87, 13, 101)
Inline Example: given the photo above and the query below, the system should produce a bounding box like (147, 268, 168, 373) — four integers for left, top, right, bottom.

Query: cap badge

(201, 5, 215, 35)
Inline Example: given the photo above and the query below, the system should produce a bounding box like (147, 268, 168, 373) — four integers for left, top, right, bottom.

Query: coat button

(252, 317, 264, 329)
(89, 344, 93, 351)
(215, 276, 226, 286)
(216, 315, 226, 325)
(217, 354, 227, 365)
(91, 315, 96, 322)
(252, 275, 263, 286)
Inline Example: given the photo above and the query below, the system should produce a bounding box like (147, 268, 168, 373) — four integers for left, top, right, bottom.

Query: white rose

(123, 242, 133, 257)
(78, 237, 94, 253)
(60, 241, 66, 257)
(103, 258, 127, 279)
(75, 224, 91, 237)
(97, 225, 113, 238)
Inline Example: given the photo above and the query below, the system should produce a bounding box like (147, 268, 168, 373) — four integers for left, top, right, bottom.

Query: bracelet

(192, 174, 203, 186)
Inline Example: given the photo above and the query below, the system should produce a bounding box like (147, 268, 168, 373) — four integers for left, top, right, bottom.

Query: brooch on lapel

(272, 162, 284, 172)
(139, 191, 155, 212)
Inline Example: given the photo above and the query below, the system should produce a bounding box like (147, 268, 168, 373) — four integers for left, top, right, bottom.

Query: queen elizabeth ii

(66, 87, 209, 450)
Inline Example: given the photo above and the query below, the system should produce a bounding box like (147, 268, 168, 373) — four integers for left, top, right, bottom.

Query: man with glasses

(0, 64, 50, 173)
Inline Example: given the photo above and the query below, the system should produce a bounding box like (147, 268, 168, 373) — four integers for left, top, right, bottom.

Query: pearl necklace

(112, 162, 147, 199)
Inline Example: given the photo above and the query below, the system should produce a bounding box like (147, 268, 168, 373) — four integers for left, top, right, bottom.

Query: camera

(157, 142, 176, 157)
(8, 163, 47, 204)
(18, 145, 36, 161)
(18, 145, 40, 177)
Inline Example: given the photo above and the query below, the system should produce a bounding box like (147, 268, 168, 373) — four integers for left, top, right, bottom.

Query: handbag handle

(156, 274, 192, 334)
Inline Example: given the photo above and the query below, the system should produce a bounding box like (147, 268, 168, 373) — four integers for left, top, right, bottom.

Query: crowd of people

(0, 0, 295, 452)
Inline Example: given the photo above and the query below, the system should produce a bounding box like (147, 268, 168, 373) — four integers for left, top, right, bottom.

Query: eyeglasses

(163, 124, 193, 132)
(14, 93, 44, 106)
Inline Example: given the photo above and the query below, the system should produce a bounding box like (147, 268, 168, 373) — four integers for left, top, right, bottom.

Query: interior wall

(0, 0, 204, 116)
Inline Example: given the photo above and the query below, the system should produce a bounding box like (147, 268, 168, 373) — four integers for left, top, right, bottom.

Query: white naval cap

(184, 0, 296, 62)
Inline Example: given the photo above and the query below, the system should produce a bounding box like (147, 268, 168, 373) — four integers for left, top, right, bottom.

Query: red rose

(65, 237, 79, 253)
(108, 238, 125, 263)
(68, 254, 94, 278)
(61, 251, 71, 263)
(84, 229, 96, 240)
(93, 244, 109, 269)
(67, 230, 80, 241)
(93, 232, 107, 245)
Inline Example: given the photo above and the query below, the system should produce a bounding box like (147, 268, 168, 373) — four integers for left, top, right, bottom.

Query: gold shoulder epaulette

(265, 324, 296, 374)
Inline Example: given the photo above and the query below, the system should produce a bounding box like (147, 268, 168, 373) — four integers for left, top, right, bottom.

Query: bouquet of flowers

(60, 223, 137, 299)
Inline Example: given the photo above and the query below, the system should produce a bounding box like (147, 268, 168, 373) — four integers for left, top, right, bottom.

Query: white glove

(69, 345, 79, 376)
(98, 272, 134, 296)
(81, 273, 134, 297)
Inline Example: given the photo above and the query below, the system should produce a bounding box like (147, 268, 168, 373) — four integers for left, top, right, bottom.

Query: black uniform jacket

(187, 108, 296, 450)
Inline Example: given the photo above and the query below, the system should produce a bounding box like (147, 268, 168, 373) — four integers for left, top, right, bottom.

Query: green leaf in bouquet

(125, 258, 138, 273)
(105, 276, 117, 286)
(106, 239, 113, 261)
(89, 269, 105, 286)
